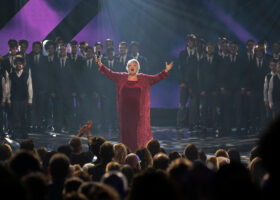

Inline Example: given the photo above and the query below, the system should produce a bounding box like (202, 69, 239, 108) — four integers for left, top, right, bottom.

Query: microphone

(97, 51, 101, 59)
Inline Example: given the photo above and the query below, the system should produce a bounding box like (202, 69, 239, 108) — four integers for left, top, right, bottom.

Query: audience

(152, 153, 169, 170)
(113, 144, 127, 165)
(183, 143, 199, 161)
(227, 148, 241, 163)
(146, 139, 161, 157)
(136, 147, 153, 170)
(1, 115, 280, 200)
(125, 153, 141, 173)
(88, 142, 114, 182)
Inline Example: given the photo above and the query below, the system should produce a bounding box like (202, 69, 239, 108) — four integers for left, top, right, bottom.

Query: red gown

(99, 65, 168, 152)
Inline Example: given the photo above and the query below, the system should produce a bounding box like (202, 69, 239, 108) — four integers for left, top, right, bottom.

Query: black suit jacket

(116, 54, 132, 72)
(99, 57, 119, 97)
(42, 55, 59, 94)
(200, 55, 219, 92)
(131, 54, 148, 74)
(28, 52, 46, 94)
(55, 57, 74, 97)
(178, 49, 199, 89)
(82, 58, 100, 95)
(249, 57, 269, 94)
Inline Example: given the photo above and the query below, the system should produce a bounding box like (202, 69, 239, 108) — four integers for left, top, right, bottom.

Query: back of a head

(215, 149, 229, 158)
(227, 148, 241, 163)
(146, 139, 160, 157)
(213, 162, 257, 200)
(49, 153, 70, 180)
(78, 182, 95, 198)
(58, 144, 73, 159)
(167, 158, 192, 186)
(136, 147, 153, 170)
(106, 161, 121, 173)
(100, 142, 114, 162)
(36, 147, 48, 163)
(127, 169, 177, 200)
(153, 153, 170, 170)
(0, 143, 12, 163)
(69, 137, 82, 154)
(63, 177, 84, 195)
(206, 156, 218, 171)
(184, 144, 199, 161)
(216, 156, 230, 168)
(198, 151, 207, 163)
(250, 146, 260, 162)
(22, 172, 48, 200)
(169, 151, 181, 162)
(114, 143, 127, 164)
(90, 137, 106, 158)
(259, 116, 280, 179)
(82, 163, 95, 173)
(9, 150, 41, 177)
(101, 171, 128, 199)
(64, 192, 88, 200)
(20, 139, 35, 151)
(73, 170, 91, 182)
(120, 164, 134, 186)
(42, 151, 57, 171)
(248, 157, 266, 186)
(88, 183, 120, 200)
(0, 165, 26, 200)
(125, 153, 140, 171)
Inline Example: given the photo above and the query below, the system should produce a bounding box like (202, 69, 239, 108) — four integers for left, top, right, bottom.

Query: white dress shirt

(268, 73, 280, 108)
(5, 69, 33, 104)
(264, 71, 275, 102)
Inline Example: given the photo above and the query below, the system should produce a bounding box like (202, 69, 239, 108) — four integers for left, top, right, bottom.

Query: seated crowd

(1, 117, 280, 200)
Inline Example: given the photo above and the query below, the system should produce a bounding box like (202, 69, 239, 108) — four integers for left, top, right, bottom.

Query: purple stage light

(202, 0, 257, 43)
(150, 81, 179, 108)
(0, 0, 80, 55)
(72, 2, 120, 48)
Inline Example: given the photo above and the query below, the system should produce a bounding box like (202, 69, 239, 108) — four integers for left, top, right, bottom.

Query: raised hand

(86, 121, 93, 132)
(165, 61, 174, 72)
(95, 57, 103, 68)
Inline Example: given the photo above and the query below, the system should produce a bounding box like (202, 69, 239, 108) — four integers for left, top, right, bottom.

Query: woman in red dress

(96, 58, 173, 152)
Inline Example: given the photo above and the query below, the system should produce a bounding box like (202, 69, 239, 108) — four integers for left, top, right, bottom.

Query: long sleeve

(145, 70, 169, 85)
(1, 77, 6, 103)
(5, 74, 11, 104)
(99, 65, 124, 84)
(27, 72, 33, 104)
(268, 75, 274, 108)
(264, 75, 269, 102)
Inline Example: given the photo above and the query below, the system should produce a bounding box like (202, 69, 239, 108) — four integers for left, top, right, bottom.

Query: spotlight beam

(44, 0, 102, 42)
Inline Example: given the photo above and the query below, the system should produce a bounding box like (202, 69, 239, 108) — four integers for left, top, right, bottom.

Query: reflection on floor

(2, 126, 260, 163)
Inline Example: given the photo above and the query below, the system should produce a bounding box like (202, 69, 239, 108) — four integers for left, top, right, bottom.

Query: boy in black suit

(28, 41, 45, 131)
(200, 42, 219, 130)
(129, 41, 148, 74)
(177, 34, 199, 130)
(268, 61, 280, 118)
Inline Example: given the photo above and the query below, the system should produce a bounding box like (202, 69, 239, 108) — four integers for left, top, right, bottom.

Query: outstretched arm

(95, 58, 124, 83)
(146, 61, 174, 85)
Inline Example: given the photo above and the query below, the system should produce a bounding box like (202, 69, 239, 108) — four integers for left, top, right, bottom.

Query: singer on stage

(96, 58, 173, 152)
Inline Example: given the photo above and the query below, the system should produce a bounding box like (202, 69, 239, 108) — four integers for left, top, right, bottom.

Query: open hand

(95, 57, 102, 67)
(86, 121, 93, 132)
(165, 61, 174, 72)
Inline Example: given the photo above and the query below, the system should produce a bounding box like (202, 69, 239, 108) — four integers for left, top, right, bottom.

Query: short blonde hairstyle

(126, 59, 140, 73)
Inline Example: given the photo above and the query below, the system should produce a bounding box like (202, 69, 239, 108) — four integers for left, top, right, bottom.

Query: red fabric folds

(99, 65, 168, 152)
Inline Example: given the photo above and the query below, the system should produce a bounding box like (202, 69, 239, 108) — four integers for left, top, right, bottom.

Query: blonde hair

(126, 59, 140, 73)
(113, 144, 127, 164)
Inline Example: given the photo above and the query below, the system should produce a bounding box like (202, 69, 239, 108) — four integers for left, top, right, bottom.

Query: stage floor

(3, 126, 260, 163)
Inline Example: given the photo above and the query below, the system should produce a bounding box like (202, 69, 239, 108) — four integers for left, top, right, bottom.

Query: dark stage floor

(2, 126, 260, 163)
